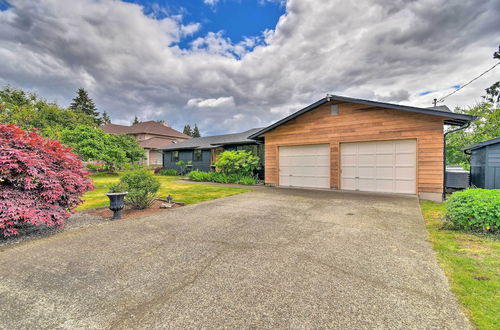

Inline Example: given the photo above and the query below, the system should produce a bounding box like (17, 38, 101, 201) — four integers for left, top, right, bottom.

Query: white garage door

(279, 144, 330, 188)
(341, 140, 416, 194)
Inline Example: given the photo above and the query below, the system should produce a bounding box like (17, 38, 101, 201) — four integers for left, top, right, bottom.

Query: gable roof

(101, 121, 190, 139)
(463, 137, 500, 151)
(161, 128, 263, 150)
(249, 95, 476, 139)
(139, 137, 176, 149)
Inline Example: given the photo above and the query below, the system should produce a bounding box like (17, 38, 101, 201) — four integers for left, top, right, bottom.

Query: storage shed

(463, 137, 500, 189)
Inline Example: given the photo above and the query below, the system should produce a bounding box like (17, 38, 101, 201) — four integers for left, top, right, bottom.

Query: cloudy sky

(0, 0, 498, 135)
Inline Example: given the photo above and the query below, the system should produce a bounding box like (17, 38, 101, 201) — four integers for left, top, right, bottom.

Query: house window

(171, 151, 179, 162)
(331, 104, 339, 115)
(193, 150, 202, 161)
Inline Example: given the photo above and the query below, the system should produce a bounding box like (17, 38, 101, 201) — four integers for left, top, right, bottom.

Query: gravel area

(0, 212, 107, 249)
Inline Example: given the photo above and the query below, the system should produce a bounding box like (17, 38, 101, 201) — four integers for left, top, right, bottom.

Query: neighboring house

(249, 95, 475, 202)
(463, 137, 500, 189)
(101, 121, 190, 166)
(162, 128, 264, 176)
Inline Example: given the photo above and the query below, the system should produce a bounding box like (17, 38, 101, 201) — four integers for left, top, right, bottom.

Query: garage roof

(249, 95, 476, 139)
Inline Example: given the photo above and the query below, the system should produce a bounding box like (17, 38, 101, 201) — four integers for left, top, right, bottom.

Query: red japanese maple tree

(0, 124, 93, 236)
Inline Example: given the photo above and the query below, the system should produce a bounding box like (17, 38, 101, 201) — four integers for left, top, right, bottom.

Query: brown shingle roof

(100, 121, 190, 139)
(139, 137, 176, 149)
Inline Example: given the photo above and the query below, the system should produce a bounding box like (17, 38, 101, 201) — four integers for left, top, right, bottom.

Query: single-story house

(162, 128, 264, 175)
(249, 95, 475, 202)
(463, 137, 500, 189)
(101, 121, 190, 166)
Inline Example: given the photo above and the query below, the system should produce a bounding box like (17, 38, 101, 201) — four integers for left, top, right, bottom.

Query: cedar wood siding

(262, 101, 448, 195)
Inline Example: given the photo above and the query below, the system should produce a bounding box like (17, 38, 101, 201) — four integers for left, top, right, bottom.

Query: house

(162, 128, 264, 176)
(249, 95, 475, 202)
(463, 137, 500, 189)
(101, 121, 190, 166)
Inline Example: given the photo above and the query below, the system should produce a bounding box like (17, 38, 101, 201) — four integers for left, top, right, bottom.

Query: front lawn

(420, 201, 499, 330)
(78, 173, 251, 210)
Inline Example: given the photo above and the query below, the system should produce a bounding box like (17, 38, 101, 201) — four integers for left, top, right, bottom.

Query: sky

(0, 0, 498, 135)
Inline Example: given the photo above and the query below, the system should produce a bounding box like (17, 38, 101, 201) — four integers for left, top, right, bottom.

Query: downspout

(443, 122, 470, 200)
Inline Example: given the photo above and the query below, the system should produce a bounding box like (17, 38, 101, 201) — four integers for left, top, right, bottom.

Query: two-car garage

(278, 140, 417, 194)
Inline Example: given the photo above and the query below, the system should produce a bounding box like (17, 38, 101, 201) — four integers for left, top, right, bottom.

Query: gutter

(443, 122, 470, 200)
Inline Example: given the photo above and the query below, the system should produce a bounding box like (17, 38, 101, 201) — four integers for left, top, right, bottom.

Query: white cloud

(0, 0, 498, 135)
(203, 0, 220, 6)
(187, 96, 235, 108)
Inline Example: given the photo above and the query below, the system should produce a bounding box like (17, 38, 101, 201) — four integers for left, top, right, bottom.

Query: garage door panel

(279, 144, 330, 189)
(341, 140, 416, 194)
(358, 154, 376, 165)
(395, 167, 415, 180)
(376, 154, 394, 165)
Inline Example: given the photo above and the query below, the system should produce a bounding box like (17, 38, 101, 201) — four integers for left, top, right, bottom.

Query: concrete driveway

(0, 187, 469, 329)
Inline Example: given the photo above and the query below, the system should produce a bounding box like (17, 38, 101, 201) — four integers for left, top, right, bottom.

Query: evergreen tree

(101, 111, 111, 125)
(192, 124, 201, 137)
(69, 88, 99, 124)
(183, 124, 192, 136)
(132, 115, 140, 125)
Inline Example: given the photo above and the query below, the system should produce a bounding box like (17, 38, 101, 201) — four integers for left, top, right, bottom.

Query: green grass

(78, 173, 251, 210)
(420, 201, 500, 330)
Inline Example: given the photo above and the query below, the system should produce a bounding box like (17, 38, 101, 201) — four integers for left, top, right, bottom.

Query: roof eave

(249, 95, 477, 139)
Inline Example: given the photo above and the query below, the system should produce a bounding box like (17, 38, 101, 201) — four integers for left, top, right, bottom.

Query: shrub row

(188, 170, 257, 185)
(158, 168, 178, 176)
(445, 189, 500, 233)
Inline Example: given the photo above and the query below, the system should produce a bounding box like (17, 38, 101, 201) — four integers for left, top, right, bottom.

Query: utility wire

(437, 61, 500, 103)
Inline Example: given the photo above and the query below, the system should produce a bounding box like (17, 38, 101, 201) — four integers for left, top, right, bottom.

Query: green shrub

(237, 176, 257, 185)
(159, 168, 178, 176)
(188, 170, 212, 181)
(214, 150, 259, 176)
(120, 170, 160, 209)
(445, 189, 500, 233)
(108, 182, 128, 193)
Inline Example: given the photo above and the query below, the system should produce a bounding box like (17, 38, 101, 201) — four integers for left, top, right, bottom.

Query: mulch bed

(83, 199, 184, 220)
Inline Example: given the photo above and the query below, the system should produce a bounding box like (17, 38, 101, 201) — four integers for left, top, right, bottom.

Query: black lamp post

(105, 192, 128, 220)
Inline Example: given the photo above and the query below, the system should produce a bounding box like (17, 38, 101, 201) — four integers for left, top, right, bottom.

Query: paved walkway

(0, 188, 470, 329)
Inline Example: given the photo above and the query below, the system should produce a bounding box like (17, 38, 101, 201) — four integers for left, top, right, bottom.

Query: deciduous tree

(0, 124, 93, 236)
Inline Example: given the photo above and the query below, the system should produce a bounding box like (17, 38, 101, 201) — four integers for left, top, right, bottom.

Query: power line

(436, 61, 500, 104)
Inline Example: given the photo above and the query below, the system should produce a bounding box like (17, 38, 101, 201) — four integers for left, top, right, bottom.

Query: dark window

(193, 150, 202, 161)
(171, 151, 179, 162)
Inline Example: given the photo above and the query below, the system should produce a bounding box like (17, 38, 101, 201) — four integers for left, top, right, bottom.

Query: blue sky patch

(0, 0, 11, 11)
(451, 84, 461, 89)
(124, 0, 285, 50)
(418, 90, 434, 96)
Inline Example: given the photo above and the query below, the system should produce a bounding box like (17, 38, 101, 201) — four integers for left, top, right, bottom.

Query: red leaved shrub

(0, 124, 93, 236)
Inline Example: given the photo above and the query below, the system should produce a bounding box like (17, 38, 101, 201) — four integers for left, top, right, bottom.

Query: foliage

(176, 160, 192, 175)
(112, 134, 145, 163)
(237, 176, 258, 185)
(183, 124, 192, 136)
(108, 182, 128, 193)
(132, 115, 140, 125)
(420, 201, 500, 329)
(158, 168, 178, 176)
(0, 86, 97, 139)
(446, 101, 500, 169)
(0, 124, 93, 237)
(69, 88, 100, 125)
(101, 111, 111, 125)
(183, 124, 201, 137)
(61, 125, 144, 172)
(445, 189, 500, 233)
(192, 124, 201, 137)
(86, 162, 106, 172)
(214, 150, 260, 176)
(188, 170, 257, 185)
(61, 125, 128, 172)
(120, 170, 160, 209)
(78, 174, 249, 210)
